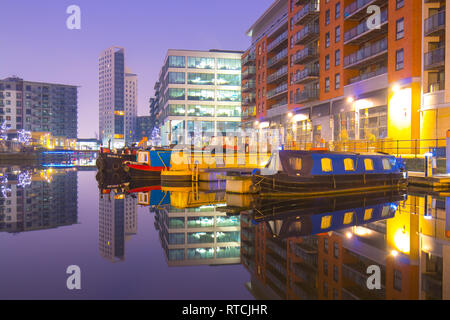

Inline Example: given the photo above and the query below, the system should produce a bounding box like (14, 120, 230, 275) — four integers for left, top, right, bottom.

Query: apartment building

(0, 77, 78, 138)
(155, 49, 243, 146)
(99, 47, 137, 148)
(242, 0, 449, 152)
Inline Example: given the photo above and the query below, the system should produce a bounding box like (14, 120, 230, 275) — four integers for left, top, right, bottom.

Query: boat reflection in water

(239, 190, 450, 300)
(0, 167, 78, 233)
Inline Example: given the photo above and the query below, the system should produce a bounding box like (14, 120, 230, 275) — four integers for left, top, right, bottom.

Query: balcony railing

(242, 96, 256, 106)
(293, 66, 319, 84)
(267, 30, 289, 53)
(426, 80, 445, 93)
(344, 0, 382, 20)
(271, 99, 288, 109)
(242, 52, 256, 66)
(294, 1, 320, 25)
(347, 66, 387, 85)
(424, 10, 445, 36)
(267, 48, 289, 68)
(242, 81, 256, 92)
(267, 65, 289, 84)
(294, 22, 319, 45)
(344, 38, 387, 68)
(424, 46, 445, 70)
(344, 10, 388, 44)
(267, 83, 288, 99)
(294, 44, 319, 64)
(242, 66, 256, 80)
(295, 88, 319, 103)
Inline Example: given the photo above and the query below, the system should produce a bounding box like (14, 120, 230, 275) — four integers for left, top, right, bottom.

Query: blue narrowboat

(251, 191, 406, 238)
(250, 150, 407, 196)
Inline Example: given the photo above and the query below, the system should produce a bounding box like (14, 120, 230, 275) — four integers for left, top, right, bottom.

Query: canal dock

(407, 172, 450, 190)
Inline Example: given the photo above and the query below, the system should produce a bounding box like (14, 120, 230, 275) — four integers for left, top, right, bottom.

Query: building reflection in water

(152, 183, 241, 266)
(0, 167, 78, 233)
(98, 190, 137, 262)
(240, 190, 450, 300)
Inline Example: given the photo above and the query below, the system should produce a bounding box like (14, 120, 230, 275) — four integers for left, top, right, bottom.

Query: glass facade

(333, 112, 356, 141)
(187, 216, 214, 228)
(168, 72, 185, 84)
(217, 90, 240, 102)
(217, 58, 241, 70)
(216, 231, 240, 243)
(187, 248, 215, 260)
(216, 105, 240, 117)
(216, 216, 240, 227)
(216, 74, 241, 86)
(187, 105, 215, 117)
(187, 232, 214, 244)
(187, 89, 215, 101)
(168, 56, 185, 68)
(359, 106, 388, 140)
(188, 73, 214, 85)
(216, 246, 240, 258)
(169, 104, 186, 116)
(168, 88, 185, 100)
(188, 57, 215, 69)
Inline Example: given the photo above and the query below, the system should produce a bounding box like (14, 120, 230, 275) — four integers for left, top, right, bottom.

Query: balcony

(426, 80, 445, 93)
(424, 46, 445, 70)
(267, 30, 289, 53)
(294, 22, 319, 45)
(293, 65, 319, 84)
(347, 66, 387, 85)
(344, 38, 387, 69)
(344, 10, 388, 45)
(292, 282, 317, 300)
(242, 80, 256, 93)
(242, 66, 256, 80)
(295, 88, 319, 103)
(242, 95, 256, 106)
(270, 98, 288, 110)
(294, 1, 320, 25)
(295, 0, 309, 6)
(267, 65, 289, 84)
(267, 48, 289, 69)
(294, 44, 319, 65)
(424, 10, 445, 37)
(267, 83, 288, 100)
(242, 52, 256, 66)
(344, 0, 385, 20)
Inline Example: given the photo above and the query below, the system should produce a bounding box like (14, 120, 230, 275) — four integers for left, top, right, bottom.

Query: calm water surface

(0, 166, 449, 300)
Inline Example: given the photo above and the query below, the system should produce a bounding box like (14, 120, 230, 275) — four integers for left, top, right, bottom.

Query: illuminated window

(321, 215, 332, 229)
(321, 158, 333, 172)
(364, 158, 374, 171)
(364, 208, 373, 220)
(343, 212, 354, 224)
(382, 158, 391, 170)
(344, 158, 355, 171)
(289, 158, 302, 170)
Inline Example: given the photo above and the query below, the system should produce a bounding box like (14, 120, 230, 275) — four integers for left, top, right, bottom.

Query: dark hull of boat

(251, 172, 407, 197)
(126, 166, 162, 180)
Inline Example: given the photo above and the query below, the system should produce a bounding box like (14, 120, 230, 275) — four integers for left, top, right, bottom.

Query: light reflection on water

(0, 165, 449, 300)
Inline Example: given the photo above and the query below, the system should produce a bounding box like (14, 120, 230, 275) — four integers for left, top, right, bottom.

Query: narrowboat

(123, 149, 172, 179)
(250, 150, 407, 197)
(251, 191, 406, 238)
(96, 147, 137, 181)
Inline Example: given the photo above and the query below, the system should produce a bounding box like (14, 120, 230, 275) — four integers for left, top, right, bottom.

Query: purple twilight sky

(0, 0, 273, 138)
